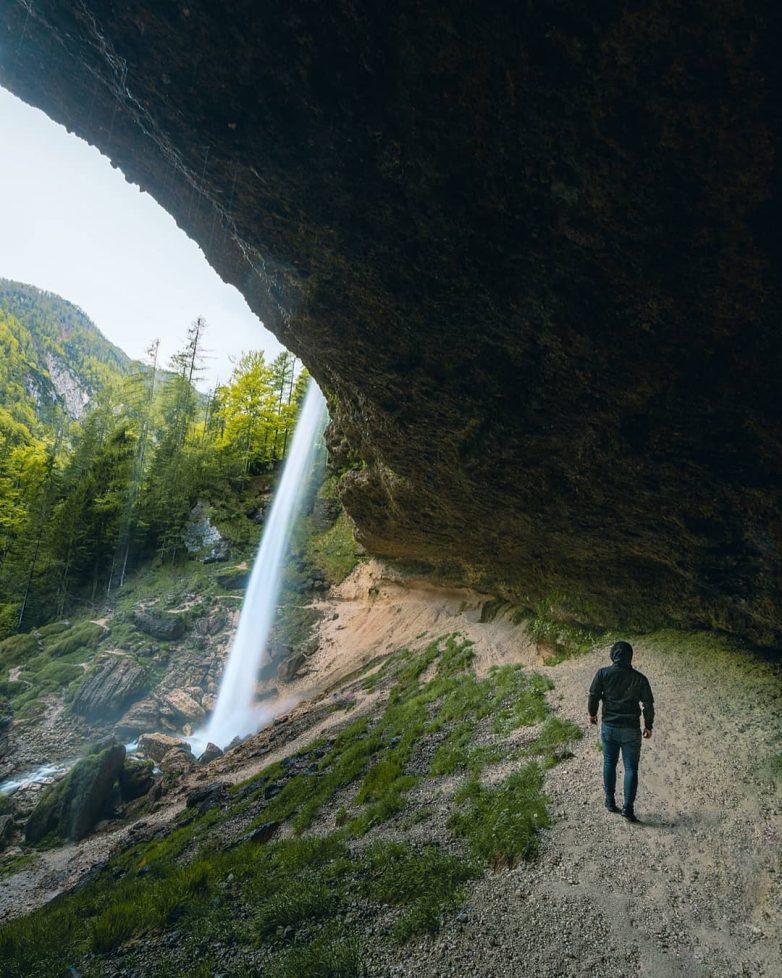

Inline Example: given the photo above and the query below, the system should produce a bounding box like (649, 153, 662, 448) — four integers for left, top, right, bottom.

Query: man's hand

(643, 728, 652, 739)
(589, 715, 598, 726)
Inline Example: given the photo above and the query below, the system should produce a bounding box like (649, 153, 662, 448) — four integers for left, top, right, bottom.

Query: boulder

(199, 742, 223, 764)
(159, 689, 206, 726)
(131, 608, 186, 641)
(25, 743, 126, 843)
(234, 821, 280, 846)
(159, 748, 196, 775)
(137, 733, 189, 763)
(202, 693, 217, 712)
(118, 759, 155, 802)
(277, 651, 308, 683)
(184, 686, 204, 703)
(70, 656, 147, 720)
(115, 698, 161, 740)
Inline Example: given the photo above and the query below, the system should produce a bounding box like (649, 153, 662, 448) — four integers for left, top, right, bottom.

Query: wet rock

(277, 651, 308, 682)
(234, 820, 280, 846)
(115, 698, 161, 740)
(186, 781, 227, 813)
(131, 608, 186, 641)
(159, 748, 196, 775)
(118, 759, 155, 802)
(137, 733, 189, 763)
(199, 742, 223, 764)
(202, 693, 217, 712)
(257, 687, 278, 703)
(70, 656, 147, 720)
(25, 743, 126, 843)
(159, 688, 206, 725)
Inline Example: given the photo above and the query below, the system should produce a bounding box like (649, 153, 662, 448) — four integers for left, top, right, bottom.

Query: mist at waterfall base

(189, 380, 327, 755)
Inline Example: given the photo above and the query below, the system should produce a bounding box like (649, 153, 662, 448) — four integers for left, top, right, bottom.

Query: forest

(0, 288, 305, 638)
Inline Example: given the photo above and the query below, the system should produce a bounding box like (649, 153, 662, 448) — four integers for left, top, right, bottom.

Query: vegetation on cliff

(0, 283, 307, 637)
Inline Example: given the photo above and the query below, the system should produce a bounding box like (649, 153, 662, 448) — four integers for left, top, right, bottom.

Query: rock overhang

(1, 1, 780, 644)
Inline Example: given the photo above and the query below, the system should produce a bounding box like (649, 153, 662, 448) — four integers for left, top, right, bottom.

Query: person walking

(588, 640, 654, 822)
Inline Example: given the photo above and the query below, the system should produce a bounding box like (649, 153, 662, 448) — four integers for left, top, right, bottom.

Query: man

(588, 640, 654, 823)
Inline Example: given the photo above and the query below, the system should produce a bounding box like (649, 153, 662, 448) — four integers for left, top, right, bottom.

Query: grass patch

(45, 621, 104, 659)
(448, 764, 550, 867)
(255, 880, 337, 939)
(527, 715, 583, 765)
(360, 841, 478, 942)
(268, 924, 362, 978)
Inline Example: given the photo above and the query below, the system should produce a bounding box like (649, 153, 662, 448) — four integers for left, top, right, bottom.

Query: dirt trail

(384, 637, 781, 978)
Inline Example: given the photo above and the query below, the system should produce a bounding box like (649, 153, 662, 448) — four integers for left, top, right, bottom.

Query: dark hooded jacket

(588, 643, 654, 729)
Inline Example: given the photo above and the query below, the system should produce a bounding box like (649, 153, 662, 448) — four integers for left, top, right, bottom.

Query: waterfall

(192, 379, 327, 752)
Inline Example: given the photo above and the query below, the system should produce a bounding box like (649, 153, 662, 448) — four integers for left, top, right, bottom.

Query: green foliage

(527, 610, 601, 664)
(0, 300, 313, 633)
(0, 632, 38, 666)
(46, 621, 104, 659)
(448, 764, 551, 867)
(306, 510, 358, 584)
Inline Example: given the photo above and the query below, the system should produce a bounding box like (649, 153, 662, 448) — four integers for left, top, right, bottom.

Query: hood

(610, 641, 633, 667)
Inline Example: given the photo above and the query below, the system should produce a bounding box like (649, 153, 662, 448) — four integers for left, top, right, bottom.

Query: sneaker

(605, 797, 621, 813)
(621, 806, 638, 822)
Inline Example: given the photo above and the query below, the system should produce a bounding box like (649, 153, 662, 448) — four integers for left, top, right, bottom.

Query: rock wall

(2, 3, 781, 642)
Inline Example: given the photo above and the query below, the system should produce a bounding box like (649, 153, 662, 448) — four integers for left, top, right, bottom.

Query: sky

(0, 87, 284, 390)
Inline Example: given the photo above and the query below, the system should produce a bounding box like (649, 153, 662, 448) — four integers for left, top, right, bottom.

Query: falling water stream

(189, 379, 327, 753)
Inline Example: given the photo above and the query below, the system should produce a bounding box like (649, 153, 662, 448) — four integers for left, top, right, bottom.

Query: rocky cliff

(2, 2, 780, 642)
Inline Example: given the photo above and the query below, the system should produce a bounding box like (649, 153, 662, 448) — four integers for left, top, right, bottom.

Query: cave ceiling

(1, 1, 781, 643)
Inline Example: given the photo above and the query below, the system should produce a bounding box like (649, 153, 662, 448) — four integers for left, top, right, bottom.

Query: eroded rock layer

(2, 2, 781, 641)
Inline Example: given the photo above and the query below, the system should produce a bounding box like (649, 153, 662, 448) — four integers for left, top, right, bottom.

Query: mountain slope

(0, 568, 778, 977)
(0, 279, 133, 427)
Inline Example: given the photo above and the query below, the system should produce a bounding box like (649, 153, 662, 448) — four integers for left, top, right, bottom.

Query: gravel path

(373, 634, 781, 978)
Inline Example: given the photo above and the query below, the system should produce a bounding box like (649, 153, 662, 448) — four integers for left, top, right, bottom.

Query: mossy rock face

(118, 759, 155, 802)
(5, 3, 782, 643)
(25, 744, 126, 844)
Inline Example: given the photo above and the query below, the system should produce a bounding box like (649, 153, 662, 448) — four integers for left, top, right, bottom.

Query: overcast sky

(0, 87, 284, 390)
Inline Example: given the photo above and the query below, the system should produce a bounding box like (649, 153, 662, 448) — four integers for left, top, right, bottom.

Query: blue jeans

(601, 723, 642, 807)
